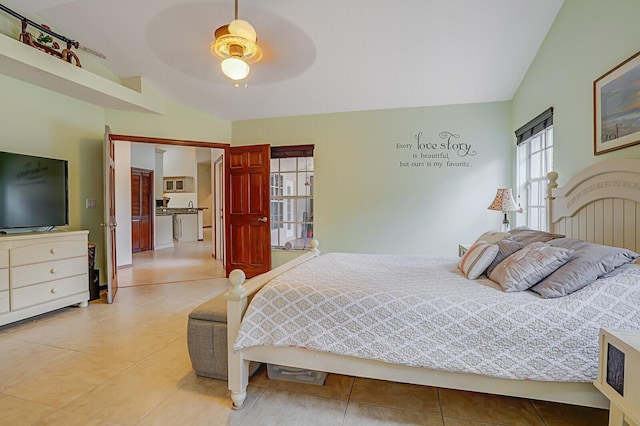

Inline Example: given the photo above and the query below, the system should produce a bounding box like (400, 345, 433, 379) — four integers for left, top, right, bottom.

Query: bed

(224, 158, 640, 410)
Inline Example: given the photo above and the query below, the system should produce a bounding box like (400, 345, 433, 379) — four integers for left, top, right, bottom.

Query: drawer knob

(50, 268, 57, 274)
(50, 248, 57, 254)
(51, 288, 58, 294)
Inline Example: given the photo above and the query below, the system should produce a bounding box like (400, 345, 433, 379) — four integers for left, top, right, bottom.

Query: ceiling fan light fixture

(221, 56, 250, 80)
(211, 0, 262, 84)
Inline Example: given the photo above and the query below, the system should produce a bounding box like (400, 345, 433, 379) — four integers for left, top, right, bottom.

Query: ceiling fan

(210, 0, 262, 84)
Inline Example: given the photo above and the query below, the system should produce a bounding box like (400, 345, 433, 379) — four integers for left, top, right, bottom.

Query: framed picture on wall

(594, 50, 640, 155)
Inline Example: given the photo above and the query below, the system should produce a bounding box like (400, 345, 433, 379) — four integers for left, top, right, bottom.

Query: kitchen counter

(155, 207, 207, 243)
(156, 207, 206, 216)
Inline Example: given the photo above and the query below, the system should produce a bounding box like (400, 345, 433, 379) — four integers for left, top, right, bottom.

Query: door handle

(257, 217, 268, 222)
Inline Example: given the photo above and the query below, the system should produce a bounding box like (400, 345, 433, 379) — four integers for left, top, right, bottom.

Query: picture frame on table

(594, 50, 640, 155)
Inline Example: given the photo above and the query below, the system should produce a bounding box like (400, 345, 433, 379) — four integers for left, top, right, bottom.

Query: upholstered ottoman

(187, 293, 259, 380)
(187, 294, 230, 379)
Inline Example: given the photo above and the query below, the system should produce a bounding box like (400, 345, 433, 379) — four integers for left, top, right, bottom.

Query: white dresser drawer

(11, 256, 87, 289)
(10, 240, 87, 267)
(11, 274, 87, 310)
(0, 290, 8, 314)
(0, 268, 7, 291)
(0, 250, 8, 268)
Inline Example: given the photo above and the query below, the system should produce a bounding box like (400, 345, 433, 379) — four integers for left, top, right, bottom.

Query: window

(270, 145, 314, 250)
(270, 174, 284, 229)
(515, 108, 553, 231)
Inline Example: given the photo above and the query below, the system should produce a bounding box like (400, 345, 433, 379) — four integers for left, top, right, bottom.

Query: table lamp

(488, 188, 520, 232)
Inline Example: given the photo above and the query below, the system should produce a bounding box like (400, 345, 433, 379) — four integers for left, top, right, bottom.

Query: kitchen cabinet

(163, 176, 194, 193)
(155, 215, 174, 250)
(174, 214, 198, 242)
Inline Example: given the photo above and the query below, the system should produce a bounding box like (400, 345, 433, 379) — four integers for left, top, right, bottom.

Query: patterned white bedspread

(234, 253, 640, 382)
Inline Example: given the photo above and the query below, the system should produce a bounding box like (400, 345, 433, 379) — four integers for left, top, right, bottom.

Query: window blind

(515, 107, 554, 145)
(271, 144, 314, 158)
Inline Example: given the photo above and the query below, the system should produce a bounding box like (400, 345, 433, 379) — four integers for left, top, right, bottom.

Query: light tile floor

(117, 228, 225, 288)
(0, 233, 610, 425)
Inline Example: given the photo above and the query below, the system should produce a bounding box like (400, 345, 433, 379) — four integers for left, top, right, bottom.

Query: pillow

(473, 230, 510, 245)
(489, 242, 572, 292)
(485, 239, 526, 277)
(530, 238, 640, 298)
(508, 226, 564, 245)
(459, 241, 499, 279)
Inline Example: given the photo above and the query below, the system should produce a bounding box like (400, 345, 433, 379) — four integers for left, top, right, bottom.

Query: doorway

(109, 134, 229, 287)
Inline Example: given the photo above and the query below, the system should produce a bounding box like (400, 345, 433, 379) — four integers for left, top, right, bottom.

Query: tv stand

(0, 230, 89, 326)
(0, 226, 63, 235)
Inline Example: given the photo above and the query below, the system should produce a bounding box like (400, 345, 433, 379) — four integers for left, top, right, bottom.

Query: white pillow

(488, 242, 572, 292)
(473, 230, 510, 244)
(459, 241, 499, 279)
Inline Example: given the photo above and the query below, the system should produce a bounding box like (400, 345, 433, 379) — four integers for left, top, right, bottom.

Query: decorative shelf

(0, 33, 165, 114)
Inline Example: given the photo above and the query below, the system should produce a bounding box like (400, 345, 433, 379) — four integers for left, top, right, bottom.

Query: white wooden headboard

(547, 158, 640, 252)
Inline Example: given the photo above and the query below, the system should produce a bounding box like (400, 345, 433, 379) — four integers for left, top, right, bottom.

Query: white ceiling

(4, 0, 564, 122)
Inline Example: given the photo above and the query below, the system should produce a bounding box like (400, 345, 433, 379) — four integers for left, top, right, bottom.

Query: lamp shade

(221, 56, 250, 80)
(488, 188, 520, 212)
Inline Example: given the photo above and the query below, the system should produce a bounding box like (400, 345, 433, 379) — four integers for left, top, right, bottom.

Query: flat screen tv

(0, 151, 69, 230)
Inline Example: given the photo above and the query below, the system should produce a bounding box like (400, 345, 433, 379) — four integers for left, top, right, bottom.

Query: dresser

(0, 230, 89, 326)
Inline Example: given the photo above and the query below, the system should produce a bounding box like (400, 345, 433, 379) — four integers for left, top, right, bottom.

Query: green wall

(233, 102, 513, 256)
(0, 73, 105, 246)
(0, 72, 230, 279)
(513, 0, 640, 180)
(106, 101, 230, 143)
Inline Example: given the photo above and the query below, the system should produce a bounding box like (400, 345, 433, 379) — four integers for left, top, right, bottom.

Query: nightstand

(594, 328, 640, 426)
(458, 243, 471, 257)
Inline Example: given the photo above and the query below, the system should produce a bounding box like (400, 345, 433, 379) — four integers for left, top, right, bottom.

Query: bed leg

(228, 357, 249, 409)
(225, 272, 250, 410)
(608, 403, 625, 426)
(231, 391, 247, 410)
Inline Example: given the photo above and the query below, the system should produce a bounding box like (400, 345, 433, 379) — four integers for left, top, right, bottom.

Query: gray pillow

(485, 239, 526, 277)
(508, 226, 565, 245)
(530, 238, 640, 298)
(488, 242, 572, 292)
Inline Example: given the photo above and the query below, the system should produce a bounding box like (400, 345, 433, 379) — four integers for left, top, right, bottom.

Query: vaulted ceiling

(3, 0, 564, 121)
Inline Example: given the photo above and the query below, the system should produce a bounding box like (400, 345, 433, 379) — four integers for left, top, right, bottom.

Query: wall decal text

(395, 131, 476, 168)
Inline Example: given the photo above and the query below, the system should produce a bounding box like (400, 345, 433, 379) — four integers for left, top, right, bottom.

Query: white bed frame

(547, 158, 640, 253)
(225, 158, 640, 410)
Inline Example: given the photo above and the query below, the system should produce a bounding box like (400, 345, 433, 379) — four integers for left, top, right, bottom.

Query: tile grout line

(341, 377, 357, 425)
(436, 387, 445, 425)
(530, 399, 550, 426)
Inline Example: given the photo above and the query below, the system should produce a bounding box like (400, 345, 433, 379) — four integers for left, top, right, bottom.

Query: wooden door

(131, 168, 153, 253)
(214, 155, 225, 263)
(103, 127, 118, 303)
(225, 145, 271, 278)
